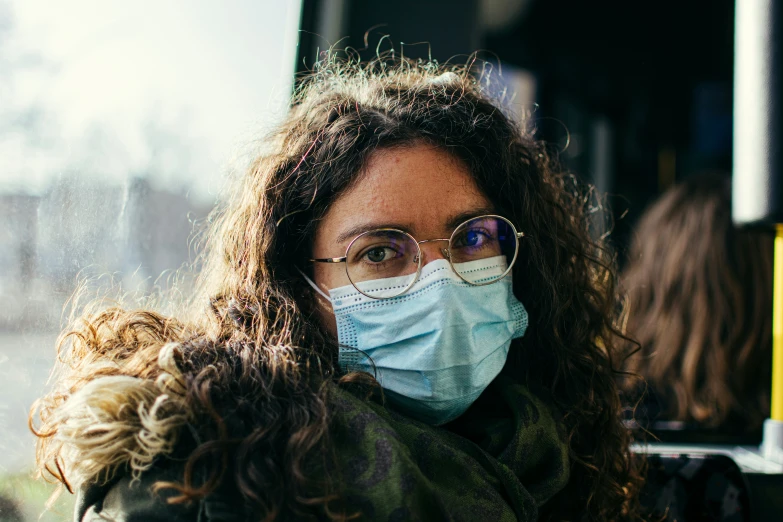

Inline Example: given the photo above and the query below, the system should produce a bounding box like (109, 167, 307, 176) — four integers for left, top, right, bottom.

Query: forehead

(317, 144, 492, 244)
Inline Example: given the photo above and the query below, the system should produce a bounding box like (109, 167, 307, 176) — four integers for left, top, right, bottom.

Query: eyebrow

(444, 207, 497, 231)
(334, 205, 497, 244)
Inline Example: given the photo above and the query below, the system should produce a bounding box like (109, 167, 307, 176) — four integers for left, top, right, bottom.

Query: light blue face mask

(304, 255, 528, 425)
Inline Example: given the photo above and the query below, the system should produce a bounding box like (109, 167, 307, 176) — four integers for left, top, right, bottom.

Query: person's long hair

(623, 173, 773, 431)
(32, 55, 642, 521)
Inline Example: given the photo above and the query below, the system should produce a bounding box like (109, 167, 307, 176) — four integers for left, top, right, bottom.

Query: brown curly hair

(32, 55, 643, 520)
(622, 172, 773, 432)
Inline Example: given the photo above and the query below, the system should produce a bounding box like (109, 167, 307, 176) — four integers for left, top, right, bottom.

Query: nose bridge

(416, 238, 450, 265)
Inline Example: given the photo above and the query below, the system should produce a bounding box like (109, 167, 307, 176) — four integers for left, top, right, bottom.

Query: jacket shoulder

(75, 457, 199, 522)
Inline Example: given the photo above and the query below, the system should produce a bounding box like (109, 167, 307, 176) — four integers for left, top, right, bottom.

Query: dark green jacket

(76, 376, 569, 521)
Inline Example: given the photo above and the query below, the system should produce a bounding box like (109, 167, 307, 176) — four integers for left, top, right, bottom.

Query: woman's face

(311, 143, 494, 335)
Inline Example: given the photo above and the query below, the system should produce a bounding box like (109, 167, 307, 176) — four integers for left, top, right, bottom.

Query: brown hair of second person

(623, 173, 773, 431)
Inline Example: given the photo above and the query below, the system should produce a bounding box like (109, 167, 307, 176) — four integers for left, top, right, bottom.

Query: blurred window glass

(0, 1, 302, 518)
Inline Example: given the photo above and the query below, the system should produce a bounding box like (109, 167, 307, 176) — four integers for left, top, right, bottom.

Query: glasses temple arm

(310, 257, 347, 263)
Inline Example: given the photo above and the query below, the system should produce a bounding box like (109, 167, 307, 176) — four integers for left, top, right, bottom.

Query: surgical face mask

(303, 255, 528, 425)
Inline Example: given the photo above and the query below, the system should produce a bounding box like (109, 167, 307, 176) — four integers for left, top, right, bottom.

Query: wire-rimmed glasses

(310, 214, 525, 299)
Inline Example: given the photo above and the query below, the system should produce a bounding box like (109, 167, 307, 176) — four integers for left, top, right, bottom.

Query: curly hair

(32, 54, 642, 520)
(622, 172, 773, 432)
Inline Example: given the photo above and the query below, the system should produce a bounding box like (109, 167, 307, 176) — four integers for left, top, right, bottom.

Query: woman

(32, 57, 641, 521)
(622, 173, 773, 437)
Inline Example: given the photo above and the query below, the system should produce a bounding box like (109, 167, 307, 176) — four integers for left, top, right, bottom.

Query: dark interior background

(298, 0, 735, 259)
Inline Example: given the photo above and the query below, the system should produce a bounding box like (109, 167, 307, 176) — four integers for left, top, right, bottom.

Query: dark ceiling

(299, 0, 737, 254)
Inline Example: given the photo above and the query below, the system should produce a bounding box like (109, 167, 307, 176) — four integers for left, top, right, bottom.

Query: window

(0, 1, 302, 518)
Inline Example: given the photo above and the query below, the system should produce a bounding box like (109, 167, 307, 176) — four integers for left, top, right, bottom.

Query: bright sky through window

(0, 0, 302, 202)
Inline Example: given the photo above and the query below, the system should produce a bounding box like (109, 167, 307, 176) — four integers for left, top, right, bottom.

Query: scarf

(328, 374, 570, 521)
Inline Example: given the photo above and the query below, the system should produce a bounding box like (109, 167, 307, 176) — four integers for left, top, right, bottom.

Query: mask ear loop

(295, 267, 335, 315)
(296, 268, 376, 377)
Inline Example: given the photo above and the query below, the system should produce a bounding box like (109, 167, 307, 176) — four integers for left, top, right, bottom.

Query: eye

(362, 246, 400, 263)
(453, 228, 492, 248)
(464, 230, 481, 246)
(359, 246, 405, 264)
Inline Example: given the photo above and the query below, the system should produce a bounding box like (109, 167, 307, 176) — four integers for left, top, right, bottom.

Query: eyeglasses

(310, 214, 525, 299)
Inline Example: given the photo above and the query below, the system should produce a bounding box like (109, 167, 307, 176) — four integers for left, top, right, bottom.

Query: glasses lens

(449, 216, 518, 284)
(346, 230, 420, 298)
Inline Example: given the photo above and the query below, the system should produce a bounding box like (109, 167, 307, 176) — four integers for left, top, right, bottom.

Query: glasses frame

(310, 214, 525, 300)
